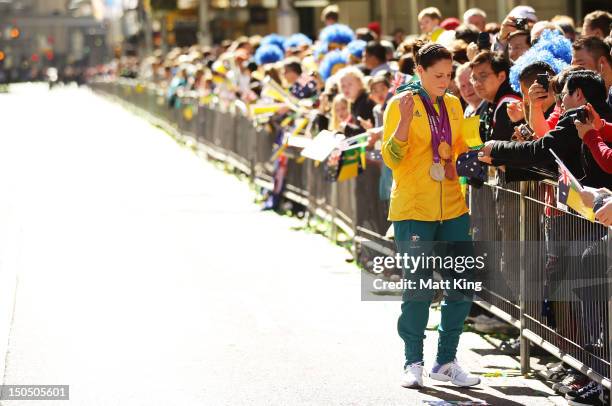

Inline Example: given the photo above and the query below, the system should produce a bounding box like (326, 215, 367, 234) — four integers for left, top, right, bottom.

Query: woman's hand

(398, 92, 414, 123)
(507, 101, 525, 123)
(392, 92, 414, 142)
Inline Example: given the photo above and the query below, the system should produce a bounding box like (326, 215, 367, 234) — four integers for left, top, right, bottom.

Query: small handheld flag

(549, 149, 595, 221)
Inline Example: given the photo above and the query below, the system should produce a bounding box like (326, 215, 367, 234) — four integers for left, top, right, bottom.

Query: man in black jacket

(479, 70, 612, 189)
(470, 51, 522, 144)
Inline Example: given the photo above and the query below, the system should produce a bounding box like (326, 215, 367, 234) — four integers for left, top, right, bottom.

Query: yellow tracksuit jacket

(382, 92, 474, 222)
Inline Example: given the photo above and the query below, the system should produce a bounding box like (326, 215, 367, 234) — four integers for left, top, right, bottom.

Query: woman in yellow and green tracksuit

(382, 41, 481, 388)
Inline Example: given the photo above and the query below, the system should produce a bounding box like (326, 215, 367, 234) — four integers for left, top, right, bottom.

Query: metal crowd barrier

(90, 78, 611, 390)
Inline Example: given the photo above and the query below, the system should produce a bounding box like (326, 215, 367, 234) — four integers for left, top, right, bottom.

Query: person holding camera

(478, 70, 612, 189)
(493, 6, 537, 53)
(575, 103, 612, 174)
(524, 65, 577, 138)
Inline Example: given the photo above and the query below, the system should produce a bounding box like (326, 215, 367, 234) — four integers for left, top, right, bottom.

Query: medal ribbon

(419, 93, 451, 164)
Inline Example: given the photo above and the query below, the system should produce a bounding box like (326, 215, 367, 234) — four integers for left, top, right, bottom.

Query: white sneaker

(429, 359, 481, 387)
(400, 361, 424, 388)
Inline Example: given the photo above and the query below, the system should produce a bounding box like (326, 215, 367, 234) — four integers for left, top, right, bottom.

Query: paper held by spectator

(301, 130, 345, 161)
(287, 134, 312, 149)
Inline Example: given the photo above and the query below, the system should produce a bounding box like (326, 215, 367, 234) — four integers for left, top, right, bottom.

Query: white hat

(509, 5, 537, 22)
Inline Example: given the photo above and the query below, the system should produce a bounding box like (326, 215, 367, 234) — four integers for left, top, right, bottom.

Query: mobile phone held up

(536, 74, 549, 91)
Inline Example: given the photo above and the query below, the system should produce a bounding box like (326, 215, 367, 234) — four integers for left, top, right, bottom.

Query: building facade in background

(0, 0, 108, 81)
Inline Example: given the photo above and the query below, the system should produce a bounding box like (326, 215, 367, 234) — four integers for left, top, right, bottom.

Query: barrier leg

(519, 181, 531, 374)
(330, 181, 338, 244)
(608, 227, 612, 405)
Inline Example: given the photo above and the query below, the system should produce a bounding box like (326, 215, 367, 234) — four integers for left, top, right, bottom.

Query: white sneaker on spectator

(429, 359, 481, 387)
(400, 361, 424, 388)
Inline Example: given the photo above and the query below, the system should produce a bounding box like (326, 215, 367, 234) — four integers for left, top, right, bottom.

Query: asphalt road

(0, 84, 566, 406)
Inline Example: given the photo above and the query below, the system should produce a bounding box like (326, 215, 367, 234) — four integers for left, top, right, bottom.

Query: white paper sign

(300, 130, 345, 161)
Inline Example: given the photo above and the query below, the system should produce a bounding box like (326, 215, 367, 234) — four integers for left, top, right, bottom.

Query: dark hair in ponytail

(413, 40, 452, 69)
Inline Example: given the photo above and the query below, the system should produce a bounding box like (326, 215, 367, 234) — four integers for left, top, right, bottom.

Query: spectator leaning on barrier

(381, 41, 480, 389)
(478, 70, 612, 188)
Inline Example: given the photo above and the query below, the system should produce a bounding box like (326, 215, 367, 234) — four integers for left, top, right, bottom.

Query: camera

(572, 107, 589, 124)
(536, 73, 549, 91)
(514, 17, 529, 31)
(477, 32, 491, 50)
(512, 124, 534, 142)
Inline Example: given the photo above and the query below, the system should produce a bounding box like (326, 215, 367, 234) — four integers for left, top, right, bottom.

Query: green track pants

(393, 213, 474, 367)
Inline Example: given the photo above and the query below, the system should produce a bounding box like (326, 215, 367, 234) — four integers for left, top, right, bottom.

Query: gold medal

(438, 141, 451, 160)
(444, 160, 458, 180)
(429, 162, 445, 182)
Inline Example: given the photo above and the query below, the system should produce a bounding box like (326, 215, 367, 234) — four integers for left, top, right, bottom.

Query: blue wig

(318, 23, 355, 46)
(532, 29, 572, 64)
(260, 34, 286, 53)
(254, 44, 284, 66)
(344, 39, 366, 59)
(284, 33, 313, 50)
(509, 29, 572, 93)
(313, 42, 328, 60)
(319, 50, 348, 81)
